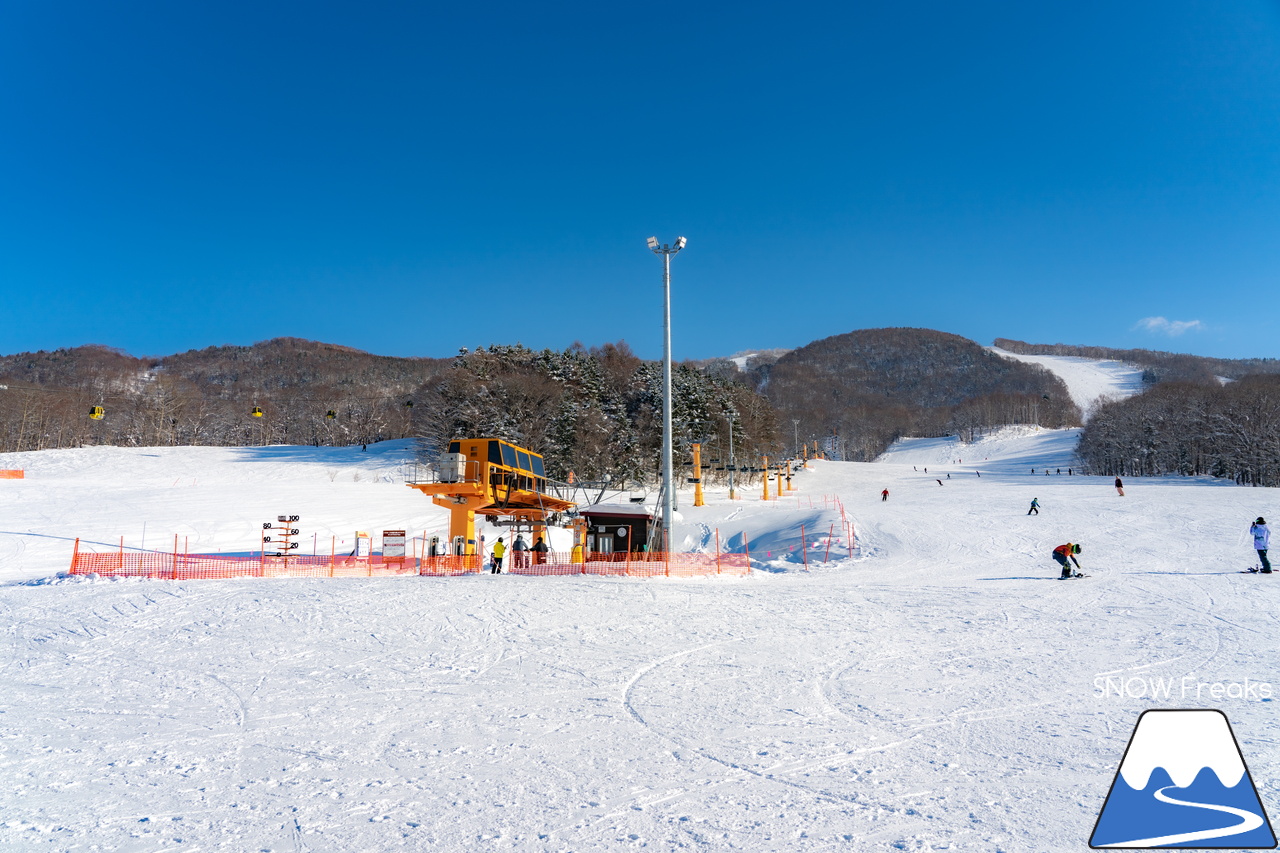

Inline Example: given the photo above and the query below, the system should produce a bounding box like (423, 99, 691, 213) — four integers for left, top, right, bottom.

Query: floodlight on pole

(647, 235, 686, 554)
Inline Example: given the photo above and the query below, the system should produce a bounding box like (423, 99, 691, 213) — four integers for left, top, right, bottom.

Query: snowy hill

(991, 347, 1147, 418)
(1, 432, 1278, 851)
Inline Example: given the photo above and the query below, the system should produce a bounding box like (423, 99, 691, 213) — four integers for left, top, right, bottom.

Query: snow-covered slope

(1, 435, 1277, 851)
(991, 347, 1147, 418)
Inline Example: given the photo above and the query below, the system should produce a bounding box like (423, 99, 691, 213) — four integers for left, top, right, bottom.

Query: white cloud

(1135, 316, 1204, 336)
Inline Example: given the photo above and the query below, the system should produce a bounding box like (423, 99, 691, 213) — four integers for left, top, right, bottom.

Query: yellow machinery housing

(408, 438, 576, 555)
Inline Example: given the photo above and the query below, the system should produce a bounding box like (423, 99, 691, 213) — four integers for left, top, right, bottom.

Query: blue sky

(4, 1, 1280, 362)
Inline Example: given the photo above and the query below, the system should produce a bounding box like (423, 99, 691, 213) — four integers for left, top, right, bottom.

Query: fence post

(744, 535, 751, 571)
(71, 537, 80, 574)
(800, 523, 808, 571)
(825, 523, 833, 563)
(715, 528, 722, 575)
(330, 536, 335, 577)
(172, 533, 179, 580)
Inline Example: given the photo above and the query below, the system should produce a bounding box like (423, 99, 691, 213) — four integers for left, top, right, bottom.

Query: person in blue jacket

(1251, 517, 1271, 573)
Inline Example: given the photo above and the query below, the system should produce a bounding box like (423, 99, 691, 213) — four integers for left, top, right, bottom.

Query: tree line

(0, 338, 782, 488)
(411, 341, 780, 484)
(1077, 375, 1280, 486)
(0, 339, 446, 452)
(994, 338, 1280, 385)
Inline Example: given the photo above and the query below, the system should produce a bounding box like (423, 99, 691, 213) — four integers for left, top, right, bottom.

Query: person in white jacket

(1251, 517, 1271, 573)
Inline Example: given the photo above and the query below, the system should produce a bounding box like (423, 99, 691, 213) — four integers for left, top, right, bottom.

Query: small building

(578, 503, 654, 556)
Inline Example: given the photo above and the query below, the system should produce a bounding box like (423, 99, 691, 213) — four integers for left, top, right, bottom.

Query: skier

(491, 537, 506, 574)
(1251, 517, 1271, 573)
(1115, 477, 1125, 496)
(1052, 542, 1083, 578)
(881, 488, 889, 502)
(936, 479, 943, 486)
(1027, 498, 1040, 516)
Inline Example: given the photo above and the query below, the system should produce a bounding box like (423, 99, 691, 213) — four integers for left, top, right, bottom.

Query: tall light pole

(648, 235, 686, 553)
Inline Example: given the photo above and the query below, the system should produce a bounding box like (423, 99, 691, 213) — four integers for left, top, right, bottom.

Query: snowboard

(1058, 572, 1088, 579)
(1242, 567, 1273, 574)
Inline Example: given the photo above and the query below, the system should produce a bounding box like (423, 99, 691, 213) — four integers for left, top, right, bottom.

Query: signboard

(383, 530, 406, 560)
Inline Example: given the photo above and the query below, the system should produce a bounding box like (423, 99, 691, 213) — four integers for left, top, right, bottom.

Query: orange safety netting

(0, 469, 23, 479)
(502, 552, 750, 578)
(69, 551, 423, 580)
(69, 545, 750, 580)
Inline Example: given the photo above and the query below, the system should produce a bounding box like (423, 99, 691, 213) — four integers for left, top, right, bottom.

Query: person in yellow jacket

(491, 537, 506, 574)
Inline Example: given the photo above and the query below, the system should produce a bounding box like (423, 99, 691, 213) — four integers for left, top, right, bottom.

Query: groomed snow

(1, 431, 1278, 851)
(990, 348, 1147, 419)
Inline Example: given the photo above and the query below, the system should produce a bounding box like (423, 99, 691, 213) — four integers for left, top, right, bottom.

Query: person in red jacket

(881, 488, 889, 501)
(1052, 542, 1082, 578)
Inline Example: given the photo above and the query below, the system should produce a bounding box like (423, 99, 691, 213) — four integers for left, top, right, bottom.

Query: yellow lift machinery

(408, 438, 577, 556)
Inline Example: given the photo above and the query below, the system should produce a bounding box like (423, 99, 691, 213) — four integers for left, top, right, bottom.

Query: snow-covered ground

(990, 347, 1146, 418)
(2, 360, 1278, 851)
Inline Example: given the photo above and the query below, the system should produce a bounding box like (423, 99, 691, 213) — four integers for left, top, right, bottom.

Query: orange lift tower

(408, 438, 576, 556)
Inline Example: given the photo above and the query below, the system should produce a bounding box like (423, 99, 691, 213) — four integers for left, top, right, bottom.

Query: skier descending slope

(1053, 542, 1084, 578)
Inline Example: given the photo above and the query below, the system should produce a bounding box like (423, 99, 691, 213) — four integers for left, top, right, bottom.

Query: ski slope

(2, 427, 1278, 851)
(990, 347, 1147, 418)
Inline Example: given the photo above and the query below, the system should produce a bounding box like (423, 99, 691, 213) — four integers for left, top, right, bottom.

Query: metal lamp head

(646, 236, 659, 251)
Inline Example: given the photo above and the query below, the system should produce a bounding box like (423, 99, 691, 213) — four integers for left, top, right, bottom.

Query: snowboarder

(1251, 517, 1271, 573)
(881, 488, 889, 502)
(512, 534, 529, 569)
(1027, 498, 1040, 516)
(936, 479, 943, 486)
(1052, 542, 1083, 578)
(1115, 477, 1125, 496)
(491, 537, 506, 574)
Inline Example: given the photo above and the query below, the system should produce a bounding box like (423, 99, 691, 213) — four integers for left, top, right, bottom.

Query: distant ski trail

(1103, 785, 1263, 847)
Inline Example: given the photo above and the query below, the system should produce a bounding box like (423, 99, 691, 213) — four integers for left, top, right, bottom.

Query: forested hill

(0, 339, 779, 485)
(758, 328, 1081, 461)
(0, 339, 449, 451)
(994, 338, 1280, 384)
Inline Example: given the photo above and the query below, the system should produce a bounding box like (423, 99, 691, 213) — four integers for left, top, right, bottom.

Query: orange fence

(69, 541, 751, 580)
(0, 469, 23, 479)
(502, 551, 750, 578)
